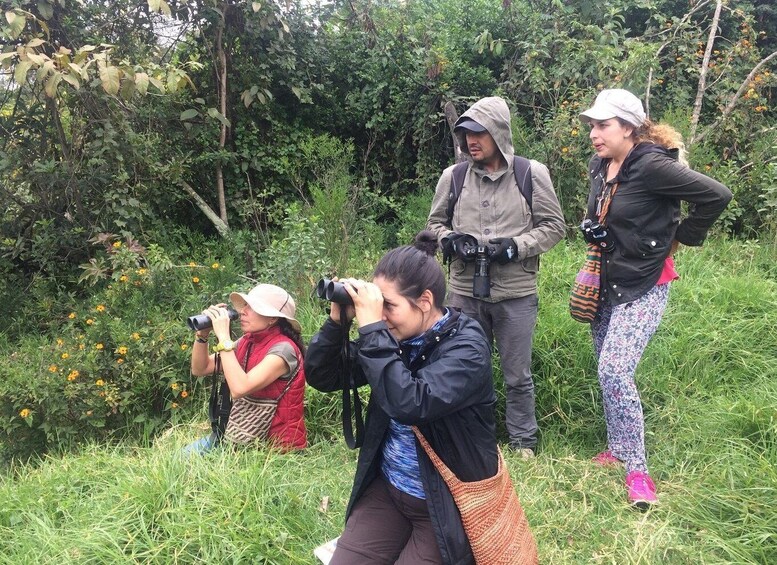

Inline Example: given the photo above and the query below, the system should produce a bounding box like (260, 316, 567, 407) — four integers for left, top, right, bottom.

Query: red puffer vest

(235, 325, 307, 450)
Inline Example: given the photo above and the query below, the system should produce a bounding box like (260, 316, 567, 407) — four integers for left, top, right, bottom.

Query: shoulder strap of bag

(411, 426, 457, 484)
(445, 156, 532, 228)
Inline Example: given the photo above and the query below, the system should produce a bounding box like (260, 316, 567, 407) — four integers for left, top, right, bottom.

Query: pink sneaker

(592, 450, 622, 467)
(626, 471, 657, 509)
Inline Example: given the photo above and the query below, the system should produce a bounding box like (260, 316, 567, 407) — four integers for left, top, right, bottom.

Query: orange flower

(49, 364, 58, 373)
(86, 319, 94, 325)
(95, 343, 104, 350)
(68, 312, 76, 319)
(117, 346, 128, 355)
(171, 402, 179, 409)
(192, 277, 200, 284)
(67, 370, 79, 381)
(181, 390, 189, 398)
(117, 358, 124, 364)
(131, 333, 140, 340)
(96, 305, 106, 312)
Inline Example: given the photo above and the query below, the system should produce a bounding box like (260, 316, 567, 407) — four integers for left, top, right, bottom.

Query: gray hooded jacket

(427, 96, 565, 301)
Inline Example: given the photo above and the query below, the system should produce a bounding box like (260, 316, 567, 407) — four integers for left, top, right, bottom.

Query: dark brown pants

(331, 476, 443, 564)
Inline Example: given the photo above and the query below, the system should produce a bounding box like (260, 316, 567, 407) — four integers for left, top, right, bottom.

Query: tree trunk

(215, 8, 229, 226)
(180, 180, 231, 237)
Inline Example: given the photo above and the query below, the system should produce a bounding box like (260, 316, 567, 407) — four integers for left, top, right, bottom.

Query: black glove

(441, 233, 478, 264)
(488, 237, 518, 265)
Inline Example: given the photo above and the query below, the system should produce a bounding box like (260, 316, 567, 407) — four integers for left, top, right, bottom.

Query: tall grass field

(1, 239, 775, 564)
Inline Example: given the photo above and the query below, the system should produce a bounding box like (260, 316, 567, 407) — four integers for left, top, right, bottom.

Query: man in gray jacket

(427, 96, 565, 455)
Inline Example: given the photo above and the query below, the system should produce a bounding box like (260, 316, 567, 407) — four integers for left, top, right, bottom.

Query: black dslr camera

(462, 245, 493, 298)
(186, 308, 239, 331)
(315, 278, 353, 306)
(580, 219, 616, 252)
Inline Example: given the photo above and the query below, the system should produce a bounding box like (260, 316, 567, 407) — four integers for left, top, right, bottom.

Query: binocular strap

(340, 309, 365, 449)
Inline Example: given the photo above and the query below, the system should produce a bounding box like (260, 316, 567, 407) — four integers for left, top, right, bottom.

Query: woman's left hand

(341, 278, 384, 328)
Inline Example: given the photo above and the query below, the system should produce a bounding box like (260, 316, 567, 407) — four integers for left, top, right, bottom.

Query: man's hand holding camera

(488, 237, 518, 264)
(441, 232, 478, 264)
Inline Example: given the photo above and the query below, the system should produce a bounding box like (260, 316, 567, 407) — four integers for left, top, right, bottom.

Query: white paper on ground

(313, 537, 339, 564)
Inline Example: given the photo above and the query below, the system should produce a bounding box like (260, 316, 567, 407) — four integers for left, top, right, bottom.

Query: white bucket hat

(229, 284, 301, 333)
(579, 89, 646, 127)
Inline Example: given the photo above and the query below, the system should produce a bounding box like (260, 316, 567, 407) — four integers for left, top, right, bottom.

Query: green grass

(1, 238, 776, 564)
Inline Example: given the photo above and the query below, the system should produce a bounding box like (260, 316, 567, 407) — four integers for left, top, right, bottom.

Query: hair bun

(413, 230, 439, 257)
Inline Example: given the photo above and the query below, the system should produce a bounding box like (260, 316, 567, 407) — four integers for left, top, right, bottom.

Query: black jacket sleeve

(643, 156, 732, 246)
(304, 318, 368, 393)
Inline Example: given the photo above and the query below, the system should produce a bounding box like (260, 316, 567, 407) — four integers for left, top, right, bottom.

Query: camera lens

(316, 278, 331, 300)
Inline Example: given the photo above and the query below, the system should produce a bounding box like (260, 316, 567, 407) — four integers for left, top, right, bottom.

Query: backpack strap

(445, 156, 533, 229)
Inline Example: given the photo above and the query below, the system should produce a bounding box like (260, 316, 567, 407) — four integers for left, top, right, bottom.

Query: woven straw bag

(224, 396, 278, 444)
(412, 427, 538, 564)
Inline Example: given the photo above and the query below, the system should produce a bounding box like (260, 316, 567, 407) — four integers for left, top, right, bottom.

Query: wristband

(195, 336, 208, 344)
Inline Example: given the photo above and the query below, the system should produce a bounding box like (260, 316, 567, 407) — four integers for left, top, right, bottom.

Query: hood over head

(454, 96, 515, 166)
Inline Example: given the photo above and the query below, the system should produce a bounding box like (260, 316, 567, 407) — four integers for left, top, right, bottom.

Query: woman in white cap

(578, 89, 731, 509)
(187, 283, 307, 452)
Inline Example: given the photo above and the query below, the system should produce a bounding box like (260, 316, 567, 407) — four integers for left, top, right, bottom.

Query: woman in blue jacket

(305, 230, 498, 564)
(579, 89, 732, 509)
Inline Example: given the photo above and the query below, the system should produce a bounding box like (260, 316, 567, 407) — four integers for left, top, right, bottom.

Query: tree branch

(689, 0, 723, 144)
(179, 180, 231, 237)
(694, 50, 777, 144)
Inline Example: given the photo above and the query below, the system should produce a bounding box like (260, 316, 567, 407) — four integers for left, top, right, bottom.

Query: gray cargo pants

(448, 292, 539, 450)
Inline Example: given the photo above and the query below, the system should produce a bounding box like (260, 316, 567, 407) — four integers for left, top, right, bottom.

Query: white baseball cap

(580, 89, 646, 127)
(230, 284, 301, 333)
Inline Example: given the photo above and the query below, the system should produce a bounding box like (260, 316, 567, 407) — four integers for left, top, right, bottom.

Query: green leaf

(5, 11, 25, 39)
(180, 109, 198, 121)
(14, 60, 32, 85)
(134, 72, 149, 96)
(26, 37, 45, 48)
(99, 64, 121, 95)
(60, 72, 80, 90)
(44, 72, 61, 97)
(37, 0, 54, 20)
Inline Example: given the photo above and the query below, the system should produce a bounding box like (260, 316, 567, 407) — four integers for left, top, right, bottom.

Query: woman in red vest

(187, 283, 307, 453)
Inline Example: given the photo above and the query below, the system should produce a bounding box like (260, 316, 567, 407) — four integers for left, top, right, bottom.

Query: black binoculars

(186, 308, 239, 331)
(315, 278, 354, 306)
(580, 218, 616, 252)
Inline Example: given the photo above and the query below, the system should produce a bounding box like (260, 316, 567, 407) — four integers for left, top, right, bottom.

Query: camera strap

(339, 309, 364, 449)
(208, 353, 231, 444)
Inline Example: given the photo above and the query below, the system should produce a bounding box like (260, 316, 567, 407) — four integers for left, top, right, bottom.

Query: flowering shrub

(0, 235, 248, 460)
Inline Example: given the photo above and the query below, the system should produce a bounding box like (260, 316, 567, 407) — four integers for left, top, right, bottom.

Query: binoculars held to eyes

(315, 278, 354, 306)
(186, 308, 239, 331)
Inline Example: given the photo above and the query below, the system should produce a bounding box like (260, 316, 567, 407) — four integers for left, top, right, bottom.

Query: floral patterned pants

(592, 283, 670, 473)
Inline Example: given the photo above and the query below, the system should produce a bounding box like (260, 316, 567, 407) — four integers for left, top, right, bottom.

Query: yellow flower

(211, 262, 220, 269)
(86, 319, 94, 325)
(754, 105, 767, 112)
(96, 305, 105, 312)
(117, 346, 128, 355)
(67, 370, 79, 381)
(192, 277, 200, 284)
(705, 164, 712, 171)
(79, 343, 85, 350)
(171, 402, 179, 409)
(68, 312, 76, 319)
(657, 79, 664, 85)
(180, 343, 189, 350)
(56, 338, 64, 346)
(131, 333, 140, 340)
(95, 343, 104, 350)
(181, 390, 189, 398)
(561, 147, 569, 153)
(113, 241, 122, 248)
(61, 352, 70, 359)
(20, 408, 31, 418)
(570, 129, 578, 136)
(95, 379, 105, 386)
(119, 275, 129, 282)
(188, 261, 197, 267)
(171, 383, 179, 390)
(86, 410, 93, 416)
(49, 364, 58, 373)
(117, 358, 124, 364)
(676, 56, 682, 61)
